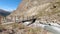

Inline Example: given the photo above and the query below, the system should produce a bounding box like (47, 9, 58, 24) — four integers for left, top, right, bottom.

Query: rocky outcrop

(8, 0, 55, 16)
(7, 0, 60, 24)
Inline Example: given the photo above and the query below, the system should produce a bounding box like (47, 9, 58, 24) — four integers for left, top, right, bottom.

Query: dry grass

(0, 25, 4, 30)
(23, 27, 42, 34)
(0, 23, 42, 34)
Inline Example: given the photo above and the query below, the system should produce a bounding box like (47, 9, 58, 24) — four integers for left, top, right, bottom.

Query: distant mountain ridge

(0, 9, 11, 16)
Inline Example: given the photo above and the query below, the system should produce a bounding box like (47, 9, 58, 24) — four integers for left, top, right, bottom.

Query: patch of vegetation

(24, 27, 41, 34)
(0, 24, 6, 32)
(12, 23, 18, 29)
(0, 25, 4, 30)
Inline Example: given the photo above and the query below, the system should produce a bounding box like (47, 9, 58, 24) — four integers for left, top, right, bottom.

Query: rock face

(7, 0, 60, 23)
(11, 0, 55, 16)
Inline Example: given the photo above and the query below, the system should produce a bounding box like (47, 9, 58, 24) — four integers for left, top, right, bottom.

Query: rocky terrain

(7, 0, 60, 24)
(0, 23, 43, 34)
(1, 0, 60, 34)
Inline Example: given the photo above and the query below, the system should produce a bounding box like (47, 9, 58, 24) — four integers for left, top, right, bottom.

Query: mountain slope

(0, 9, 11, 16)
(7, 0, 60, 24)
